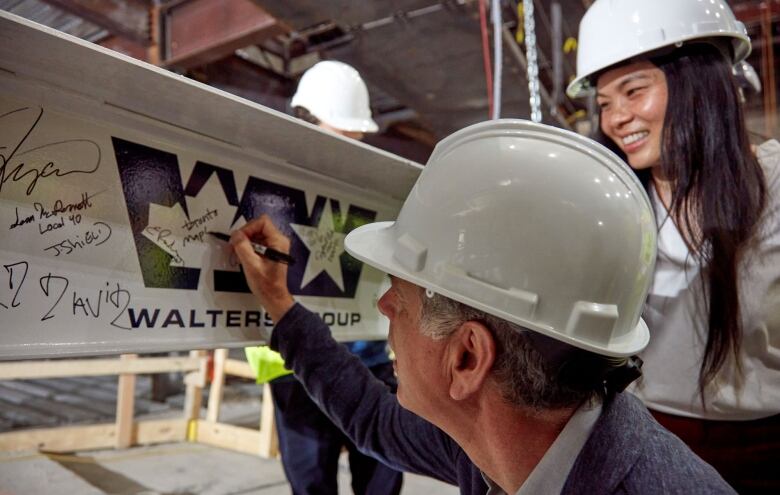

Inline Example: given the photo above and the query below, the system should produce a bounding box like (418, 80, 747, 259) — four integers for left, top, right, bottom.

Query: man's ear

(447, 321, 496, 401)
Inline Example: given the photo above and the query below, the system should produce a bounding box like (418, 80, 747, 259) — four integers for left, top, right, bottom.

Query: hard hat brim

(318, 115, 379, 133)
(345, 221, 650, 358)
(567, 32, 752, 98)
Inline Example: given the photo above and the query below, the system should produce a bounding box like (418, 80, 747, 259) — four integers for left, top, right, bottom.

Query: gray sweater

(271, 303, 735, 494)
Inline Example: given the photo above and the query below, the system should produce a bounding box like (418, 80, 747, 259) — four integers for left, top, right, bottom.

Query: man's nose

(377, 290, 392, 317)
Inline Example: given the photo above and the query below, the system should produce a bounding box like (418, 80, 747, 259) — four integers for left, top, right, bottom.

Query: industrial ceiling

(1, 0, 777, 161)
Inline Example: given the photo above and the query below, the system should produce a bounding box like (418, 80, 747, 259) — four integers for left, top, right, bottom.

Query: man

(244, 60, 402, 495)
(234, 120, 735, 494)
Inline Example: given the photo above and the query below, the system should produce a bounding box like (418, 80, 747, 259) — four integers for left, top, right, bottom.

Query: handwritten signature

(0, 107, 101, 196)
(35, 191, 98, 220)
(306, 230, 342, 262)
(1, 261, 132, 329)
(144, 226, 184, 265)
(43, 221, 112, 257)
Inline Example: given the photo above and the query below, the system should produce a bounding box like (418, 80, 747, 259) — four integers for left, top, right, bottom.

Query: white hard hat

(345, 120, 657, 357)
(567, 0, 751, 98)
(291, 60, 378, 133)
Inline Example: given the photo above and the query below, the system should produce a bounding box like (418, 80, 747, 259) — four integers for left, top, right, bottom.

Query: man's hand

(231, 214, 295, 323)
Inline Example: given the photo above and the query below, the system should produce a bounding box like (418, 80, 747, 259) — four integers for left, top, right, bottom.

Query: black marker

(208, 232, 295, 265)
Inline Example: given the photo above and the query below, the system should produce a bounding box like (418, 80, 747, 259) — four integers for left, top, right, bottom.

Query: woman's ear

(447, 321, 496, 401)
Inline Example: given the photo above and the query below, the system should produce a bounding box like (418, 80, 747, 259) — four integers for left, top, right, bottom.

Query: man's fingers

(231, 215, 290, 252)
(231, 232, 260, 270)
(234, 215, 270, 243)
(257, 216, 291, 251)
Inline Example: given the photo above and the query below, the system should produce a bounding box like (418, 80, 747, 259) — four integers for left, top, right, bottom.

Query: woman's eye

(626, 86, 645, 97)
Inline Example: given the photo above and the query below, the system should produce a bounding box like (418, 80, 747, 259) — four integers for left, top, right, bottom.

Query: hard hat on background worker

(567, 0, 751, 98)
(290, 60, 379, 133)
(345, 119, 657, 358)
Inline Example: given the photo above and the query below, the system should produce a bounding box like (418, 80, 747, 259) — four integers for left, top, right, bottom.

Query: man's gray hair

(418, 290, 604, 410)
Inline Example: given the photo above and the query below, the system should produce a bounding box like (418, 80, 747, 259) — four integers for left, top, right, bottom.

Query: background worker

(568, 1, 780, 492)
(245, 60, 402, 495)
(234, 119, 735, 495)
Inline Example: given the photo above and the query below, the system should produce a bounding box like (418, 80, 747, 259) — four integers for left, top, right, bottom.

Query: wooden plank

(115, 354, 137, 448)
(0, 418, 186, 452)
(183, 350, 207, 426)
(223, 358, 255, 380)
(135, 418, 187, 444)
(0, 423, 117, 452)
(258, 382, 278, 458)
(0, 356, 204, 380)
(195, 420, 262, 456)
(206, 349, 227, 422)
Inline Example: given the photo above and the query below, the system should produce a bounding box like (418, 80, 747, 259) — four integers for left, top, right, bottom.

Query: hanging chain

(523, 0, 542, 123)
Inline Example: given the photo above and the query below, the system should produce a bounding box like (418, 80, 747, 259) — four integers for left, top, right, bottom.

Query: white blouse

(631, 140, 780, 420)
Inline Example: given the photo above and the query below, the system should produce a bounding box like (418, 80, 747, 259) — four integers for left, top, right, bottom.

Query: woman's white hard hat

(291, 60, 378, 133)
(567, 0, 751, 98)
(345, 119, 657, 358)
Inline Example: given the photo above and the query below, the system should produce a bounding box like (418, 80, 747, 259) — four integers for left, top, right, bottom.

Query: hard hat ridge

(567, 0, 751, 97)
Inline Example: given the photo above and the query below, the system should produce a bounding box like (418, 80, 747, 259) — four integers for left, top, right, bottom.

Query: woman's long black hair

(596, 43, 768, 401)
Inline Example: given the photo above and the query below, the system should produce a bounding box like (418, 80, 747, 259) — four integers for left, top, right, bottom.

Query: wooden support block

(0, 419, 186, 453)
(0, 423, 116, 452)
(115, 354, 137, 449)
(194, 420, 263, 456)
(183, 350, 208, 427)
(258, 382, 279, 459)
(206, 349, 228, 422)
(223, 358, 256, 380)
(0, 356, 203, 380)
(135, 418, 188, 445)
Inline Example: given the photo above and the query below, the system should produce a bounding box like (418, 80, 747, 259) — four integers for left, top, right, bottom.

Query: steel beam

(162, 0, 287, 70)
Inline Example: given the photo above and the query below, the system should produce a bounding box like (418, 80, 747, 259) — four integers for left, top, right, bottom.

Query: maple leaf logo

(142, 173, 242, 280)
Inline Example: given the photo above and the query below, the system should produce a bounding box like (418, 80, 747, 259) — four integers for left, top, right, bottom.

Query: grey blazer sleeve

(270, 303, 462, 484)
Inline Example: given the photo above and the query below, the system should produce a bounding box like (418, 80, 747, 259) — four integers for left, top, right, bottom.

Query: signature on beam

(0, 107, 101, 196)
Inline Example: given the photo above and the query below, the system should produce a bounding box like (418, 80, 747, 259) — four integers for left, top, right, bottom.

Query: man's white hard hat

(345, 120, 657, 358)
(567, 0, 751, 98)
(291, 60, 378, 133)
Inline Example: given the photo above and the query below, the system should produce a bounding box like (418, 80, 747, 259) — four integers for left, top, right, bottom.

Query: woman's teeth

(623, 131, 649, 146)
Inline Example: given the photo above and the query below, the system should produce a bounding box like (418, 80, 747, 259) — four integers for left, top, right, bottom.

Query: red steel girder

(40, 0, 151, 45)
(99, 35, 150, 62)
(733, 0, 780, 26)
(163, 0, 288, 70)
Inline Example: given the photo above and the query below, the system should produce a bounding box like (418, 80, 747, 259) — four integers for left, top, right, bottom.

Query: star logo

(290, 200, 347, 292)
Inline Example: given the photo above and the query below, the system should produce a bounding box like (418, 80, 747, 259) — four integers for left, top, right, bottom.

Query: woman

(568, 1, 780, 492)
